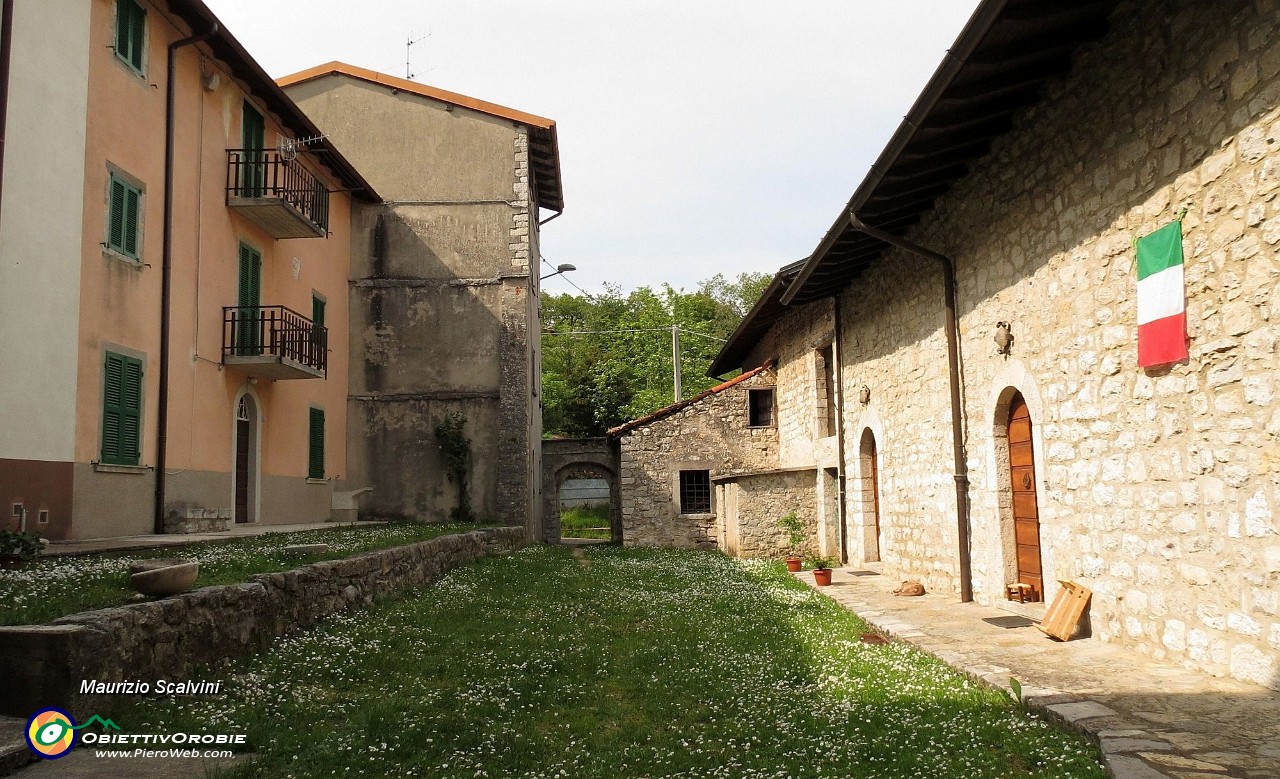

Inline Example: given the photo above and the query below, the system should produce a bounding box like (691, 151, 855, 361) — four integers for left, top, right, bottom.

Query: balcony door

(242, 101, 266, 197)
(236, 243, 262, 356)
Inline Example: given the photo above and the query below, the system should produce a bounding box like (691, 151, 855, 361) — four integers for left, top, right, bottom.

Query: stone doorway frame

(540, 438, 622, 544)
(987, 359, 1054, 604)
(231, 387, 262, 525)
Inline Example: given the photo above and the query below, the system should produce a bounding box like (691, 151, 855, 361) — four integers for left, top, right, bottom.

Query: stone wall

(715, 468, 819, 559)
(617, 371, 778, 548)
(0, 528, 527, 718)
(747, 298, 838, 468)
(287, 78, 540, 532)
(757, 0, 1280, 689)
(541, 438, 620, 543)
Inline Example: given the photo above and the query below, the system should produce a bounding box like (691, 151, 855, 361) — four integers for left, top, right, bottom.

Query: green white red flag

(1136, 221, 1187, 367)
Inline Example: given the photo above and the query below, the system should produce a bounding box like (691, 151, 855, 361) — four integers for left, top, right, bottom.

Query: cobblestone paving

(800, 568, 1280, 779)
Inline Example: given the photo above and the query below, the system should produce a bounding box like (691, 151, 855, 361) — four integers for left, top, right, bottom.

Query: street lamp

(540, 263, 576, 280)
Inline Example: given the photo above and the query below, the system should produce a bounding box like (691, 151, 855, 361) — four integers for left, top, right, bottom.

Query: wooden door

(1007, 393, 1043, 600)
(235, 417, 250, 523)
(242, 102, 266, 196)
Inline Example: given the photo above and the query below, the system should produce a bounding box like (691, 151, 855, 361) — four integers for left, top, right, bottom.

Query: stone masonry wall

(748, 298, 838, 469)
(818, 0, 1280, 688)
(618, 371, 778, 548)
(0, 528, 527, 717)
(718, 469, 819, 559)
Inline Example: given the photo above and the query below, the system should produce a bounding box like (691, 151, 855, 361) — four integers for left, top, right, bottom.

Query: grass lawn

(124, 546, 1106, 779)
(559, 504, 611, 540)
(0, 522, 469, 626)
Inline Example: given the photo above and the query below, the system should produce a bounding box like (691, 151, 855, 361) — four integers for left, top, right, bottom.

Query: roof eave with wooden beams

(710, 0, 1123, 375)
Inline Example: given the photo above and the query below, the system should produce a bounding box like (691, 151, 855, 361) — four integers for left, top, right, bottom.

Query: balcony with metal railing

(226, 149, 330, 239)
(222, 306, 327, 380)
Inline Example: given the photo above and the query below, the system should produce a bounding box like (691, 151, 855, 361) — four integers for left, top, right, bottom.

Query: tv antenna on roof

(406, 30, 431, 80)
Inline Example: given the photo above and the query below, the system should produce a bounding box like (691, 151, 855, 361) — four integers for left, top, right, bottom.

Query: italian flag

(1136, 220, 1187, 367)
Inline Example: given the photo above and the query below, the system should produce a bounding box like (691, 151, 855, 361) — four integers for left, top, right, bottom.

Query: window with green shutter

(308, 408, 325, 479)
(102, 352, 143, 466)
(114, 0, 146, 74)
(107, 173, 142, 259)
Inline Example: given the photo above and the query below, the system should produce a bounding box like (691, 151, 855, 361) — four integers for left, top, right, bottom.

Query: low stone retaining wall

(0, 527, 527, 717)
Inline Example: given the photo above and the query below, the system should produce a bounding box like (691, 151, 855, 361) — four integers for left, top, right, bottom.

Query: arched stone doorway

(858, 428, 883, 562)
(992, 382, 1050, 603)
(540, 438, 622, 544)
(232, 390, 261, 524)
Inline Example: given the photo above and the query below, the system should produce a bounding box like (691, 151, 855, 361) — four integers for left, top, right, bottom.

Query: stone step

(0, 716, 36, 777)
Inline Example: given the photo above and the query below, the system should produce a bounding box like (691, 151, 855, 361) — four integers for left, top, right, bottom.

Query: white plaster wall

(0, 0, 91, 461)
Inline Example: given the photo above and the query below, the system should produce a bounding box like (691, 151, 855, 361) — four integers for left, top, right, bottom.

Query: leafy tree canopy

(542, 272, 771, 438)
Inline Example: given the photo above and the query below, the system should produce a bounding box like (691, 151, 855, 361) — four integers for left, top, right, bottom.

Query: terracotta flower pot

(786, 557, 802, 573)
(813, 568, 832, 586)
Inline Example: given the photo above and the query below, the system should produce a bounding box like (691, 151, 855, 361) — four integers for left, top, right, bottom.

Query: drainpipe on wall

(0, 0, 15, 233)
(846, 214, 973, 603)
(155, 22, 218, 535)
(832, 293, 849, 566)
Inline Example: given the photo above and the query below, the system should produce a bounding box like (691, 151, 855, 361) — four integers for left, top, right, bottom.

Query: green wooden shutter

(236, 244, 262, 355)
(312, 296, 325, 328)
(114, 0, 130, 57)
(122, 187, 140, 256)
(101, 353, 124, 463)
(242, 102, 266, 196)
(308, 408, 325, 479)
(127, 1, 145, 71)
(101, 353, 142, 465)
(120, 357, 143, 463)
(108, 177, 126, 251)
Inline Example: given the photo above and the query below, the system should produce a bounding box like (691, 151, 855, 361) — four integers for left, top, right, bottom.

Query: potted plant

(778, 511, 805, 572)
(0, 529, 45, 570)
(810, 556, 836, 586)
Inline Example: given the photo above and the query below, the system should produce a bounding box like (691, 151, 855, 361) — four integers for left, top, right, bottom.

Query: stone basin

(129, 559, 199, 597)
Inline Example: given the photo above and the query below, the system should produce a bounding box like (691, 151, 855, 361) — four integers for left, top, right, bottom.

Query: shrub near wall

(0, 528, 527, 717)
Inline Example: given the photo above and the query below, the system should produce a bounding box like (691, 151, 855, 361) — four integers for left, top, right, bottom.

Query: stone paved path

(799, 568, 1280, 779)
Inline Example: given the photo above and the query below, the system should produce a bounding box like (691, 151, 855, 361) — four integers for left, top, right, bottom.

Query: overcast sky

(203, 1, 982, 295)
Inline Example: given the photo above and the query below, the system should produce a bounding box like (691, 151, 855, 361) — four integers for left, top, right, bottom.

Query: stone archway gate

(541, 438, 622, 544)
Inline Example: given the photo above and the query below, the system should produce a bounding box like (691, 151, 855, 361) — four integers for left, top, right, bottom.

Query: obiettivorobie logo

(25, 709, 121, 760)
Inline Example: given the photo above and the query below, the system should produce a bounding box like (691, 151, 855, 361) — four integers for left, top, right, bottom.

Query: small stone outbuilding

(609, 363, 820, 557)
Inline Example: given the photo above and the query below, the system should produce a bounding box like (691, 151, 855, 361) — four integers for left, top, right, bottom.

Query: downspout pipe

(155, 22, 218, 535)
(847, 214, 973, 602)
(832, 292, 849, 566)
(0, 0, 15, 231)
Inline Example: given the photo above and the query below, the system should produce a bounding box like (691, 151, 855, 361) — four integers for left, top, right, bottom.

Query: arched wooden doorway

(233, 394, 259, 524)
(859, 429, 882, 562)
(1007, 392, 1042, 601)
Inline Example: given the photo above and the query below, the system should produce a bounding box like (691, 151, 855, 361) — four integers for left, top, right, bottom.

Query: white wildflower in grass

(119, 546, 1108, 778)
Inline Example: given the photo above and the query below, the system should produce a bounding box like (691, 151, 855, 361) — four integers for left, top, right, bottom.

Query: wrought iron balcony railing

(226, 149, 330, 238)
(222, 305, 327, 380)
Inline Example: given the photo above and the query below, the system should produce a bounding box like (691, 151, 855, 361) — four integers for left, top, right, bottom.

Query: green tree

(541, 271, 772, 438)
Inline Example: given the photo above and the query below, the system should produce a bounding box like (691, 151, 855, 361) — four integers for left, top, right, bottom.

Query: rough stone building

(280, 64, 563, 536)
(609, 364, 823, 555)
(706, 0, 1280, 690)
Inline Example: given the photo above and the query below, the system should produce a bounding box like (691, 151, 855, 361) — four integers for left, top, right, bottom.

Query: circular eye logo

(25, 708, 77, 759)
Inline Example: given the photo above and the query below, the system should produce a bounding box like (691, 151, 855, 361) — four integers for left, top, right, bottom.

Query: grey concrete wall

(70, 464, 152, 539)
(0, 527, 528, 718)
(286, 77, 542, 530)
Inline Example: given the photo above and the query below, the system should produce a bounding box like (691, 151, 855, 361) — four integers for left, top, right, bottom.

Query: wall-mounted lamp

(994, 321, 1014, 356)
(540, 263, 577, 281)
(858, 385, 871, 405)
